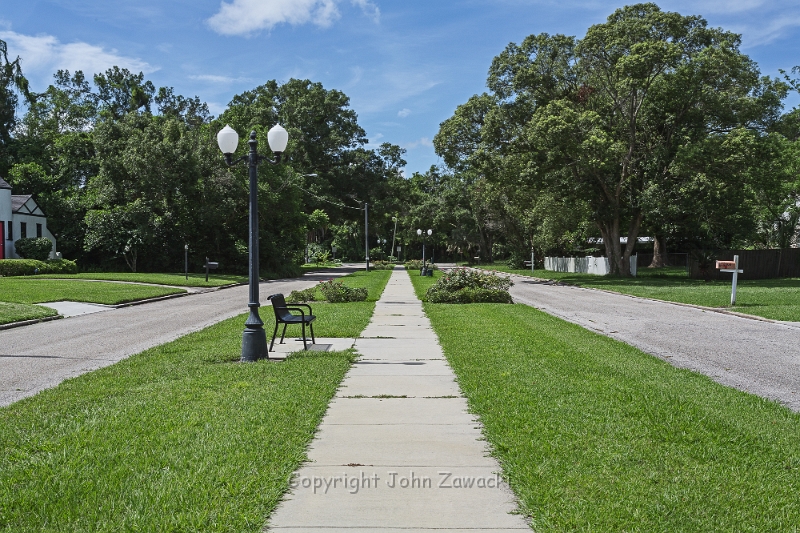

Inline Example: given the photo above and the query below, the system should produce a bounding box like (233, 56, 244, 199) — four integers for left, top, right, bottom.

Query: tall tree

(0, 38, 32, 176)
(436, 3, 787, 275)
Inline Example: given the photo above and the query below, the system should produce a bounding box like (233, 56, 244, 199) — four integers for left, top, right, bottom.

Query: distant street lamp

(391, 216, 398, 262)
(217, 124, 288, 362)
(417, 228, 432, 275)
(364, 202, 369, 272)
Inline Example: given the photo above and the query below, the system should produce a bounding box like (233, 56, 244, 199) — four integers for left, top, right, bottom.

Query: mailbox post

(716, 255, 743, 306)
(205, 257, 219, 282)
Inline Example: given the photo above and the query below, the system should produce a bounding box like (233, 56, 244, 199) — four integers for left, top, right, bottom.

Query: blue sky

(3, 0, 800, 175)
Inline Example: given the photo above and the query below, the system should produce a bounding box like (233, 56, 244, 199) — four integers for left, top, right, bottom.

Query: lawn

(477, 264, 800, 322)
(0, 278, 184, 305)
(0, 315, 355, 532)
(0, 302, 58, 326)
(0, 269, 391, 531)
(409, 273, 800, 532)
(0, 278, 186, 326)
(36, 272, 247, 287)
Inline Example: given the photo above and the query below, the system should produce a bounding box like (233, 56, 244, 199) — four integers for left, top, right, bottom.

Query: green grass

(0, 314, 355, 532)
(0, 278, 186, 325)
(477, 264, 800, 322)
(408, 273, 800, 532)
(35, 272, 247, 287)
(0, 302, 58, 326)
(0, 278, 185, 306)
(283, 270, 393, 339)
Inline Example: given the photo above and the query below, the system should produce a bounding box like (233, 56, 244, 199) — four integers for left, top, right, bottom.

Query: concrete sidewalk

(267, 268, 528, 532)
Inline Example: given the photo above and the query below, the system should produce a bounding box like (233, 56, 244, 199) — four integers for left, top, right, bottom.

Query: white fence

(544, 255, 637, 276)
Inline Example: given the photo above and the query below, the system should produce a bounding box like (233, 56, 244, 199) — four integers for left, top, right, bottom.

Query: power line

(289, 181, 363, 211)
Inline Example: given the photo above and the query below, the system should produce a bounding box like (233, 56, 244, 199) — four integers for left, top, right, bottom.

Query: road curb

(0, 314, 64, 330)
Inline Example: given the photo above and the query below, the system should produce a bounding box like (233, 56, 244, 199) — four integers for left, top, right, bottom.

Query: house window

(20, 222, 27, 239)
(6, 221, 10, 241)
(36, 223, 42, 238)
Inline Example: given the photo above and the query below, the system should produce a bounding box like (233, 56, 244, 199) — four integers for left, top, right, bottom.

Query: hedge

(0, 259, 78, 277)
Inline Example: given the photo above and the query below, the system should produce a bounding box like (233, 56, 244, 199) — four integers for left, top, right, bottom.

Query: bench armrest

(287, 302, 313, 314)
(284, 307, 307, 320)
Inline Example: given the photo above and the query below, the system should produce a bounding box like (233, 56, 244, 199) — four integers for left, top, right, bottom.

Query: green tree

(436, 3, 788, 275)
(0, 38, 32, 176)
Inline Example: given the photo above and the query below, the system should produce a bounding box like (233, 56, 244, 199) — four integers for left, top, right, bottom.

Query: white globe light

(217, 125, 239, 154)
(427, 229, 432, 236)
(417, 229, 422, 236)
(268, 124, 289, 153)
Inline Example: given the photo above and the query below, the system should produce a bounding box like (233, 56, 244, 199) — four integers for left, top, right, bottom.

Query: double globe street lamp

(417, 228, 432, 275)
(217, 124, 289, 362)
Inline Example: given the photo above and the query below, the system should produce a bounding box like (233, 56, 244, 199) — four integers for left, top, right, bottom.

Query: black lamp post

(217, 124, 289, 362)
(417, 228, 432, 275)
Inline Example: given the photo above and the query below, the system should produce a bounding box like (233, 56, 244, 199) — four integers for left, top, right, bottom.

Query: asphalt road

(0, 268, 358, 407)
(508, 276, 800, 411)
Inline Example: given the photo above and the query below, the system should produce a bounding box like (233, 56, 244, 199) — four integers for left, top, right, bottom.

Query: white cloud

(189, 74, 251, 83)
(0, 30, 154, 78)
(207, 0, 379, 36)
(351, 0, 380, 23)
(404, 137, 432, 149)
(397, 108, 411, 118)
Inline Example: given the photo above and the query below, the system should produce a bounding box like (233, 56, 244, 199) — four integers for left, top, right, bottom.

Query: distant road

(507, 276, 800, 411)
(0, 268, 356, 407)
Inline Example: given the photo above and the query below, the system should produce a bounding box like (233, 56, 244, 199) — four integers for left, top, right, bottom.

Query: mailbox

(205, 257, 219, 282)
(716, 260, 736, 270)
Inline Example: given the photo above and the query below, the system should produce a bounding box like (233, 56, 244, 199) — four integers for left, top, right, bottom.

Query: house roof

(11, 194, 34, 213)
(0, 177, 11, 190)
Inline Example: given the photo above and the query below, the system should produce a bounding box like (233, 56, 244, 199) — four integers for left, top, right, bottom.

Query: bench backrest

(267, 293, 295, 321)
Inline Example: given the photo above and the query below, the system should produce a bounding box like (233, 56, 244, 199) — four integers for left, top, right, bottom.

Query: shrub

(425, 268, 513, 304)
(404, 260, 437, 271)
(317, 279, 368, 302)
(14, 237, 53, 261)
(404, 259, 422, 271)
(370, 260, 394, 270)
(0, 258, 78, 276)
(288, 287, 317, 302)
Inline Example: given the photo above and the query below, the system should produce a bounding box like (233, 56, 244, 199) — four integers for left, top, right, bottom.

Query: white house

(0, 177, 58, 260)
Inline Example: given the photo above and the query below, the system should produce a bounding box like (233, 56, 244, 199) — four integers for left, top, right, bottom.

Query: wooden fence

(689, 248, 800, 280)
(636, 253, 689, 270)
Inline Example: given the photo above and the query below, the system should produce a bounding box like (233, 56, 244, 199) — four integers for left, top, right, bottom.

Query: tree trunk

(599, 212, 642, 277)
(648, 235, 668, 268)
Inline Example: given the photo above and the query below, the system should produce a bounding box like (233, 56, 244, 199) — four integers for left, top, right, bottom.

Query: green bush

(0, 258, 78, 277)
(288, 287, 317, 302)
(427, 287, 513, 304)
(317, 279, 368, 302)
(425, 268, 513, 304)
(370, 260, 395, 270)
(14, 237, 53, 261)
(404, 260, 437, 271)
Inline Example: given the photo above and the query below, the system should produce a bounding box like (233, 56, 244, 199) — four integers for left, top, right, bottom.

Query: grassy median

(0, 270, 390, 532)
(479, 264, 800, 322)
(0, 278, 187, 326)
(35, 272, 247, 287)
(410, 272, 800, 532)
(282, 269, 392, 339)
(0, 302, 58, 325)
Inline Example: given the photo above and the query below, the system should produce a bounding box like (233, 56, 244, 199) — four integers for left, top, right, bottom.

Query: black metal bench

(267, 293, 316, 351)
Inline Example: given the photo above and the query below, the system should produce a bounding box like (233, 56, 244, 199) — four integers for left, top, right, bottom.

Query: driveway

(0, 268, 357, 407)
(507, 276, 800, 411)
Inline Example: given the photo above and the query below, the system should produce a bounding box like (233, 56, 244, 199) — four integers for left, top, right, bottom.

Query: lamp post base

(241, 326, 269, 362)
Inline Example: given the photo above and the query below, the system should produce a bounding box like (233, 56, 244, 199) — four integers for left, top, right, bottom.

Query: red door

(0, 222, 4, 259)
